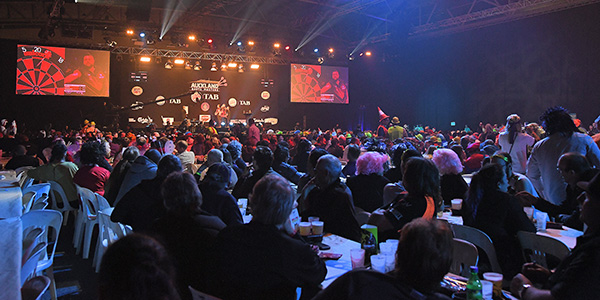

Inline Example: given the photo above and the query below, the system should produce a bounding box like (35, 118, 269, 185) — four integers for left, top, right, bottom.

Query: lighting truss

(110, 46, 289, 65)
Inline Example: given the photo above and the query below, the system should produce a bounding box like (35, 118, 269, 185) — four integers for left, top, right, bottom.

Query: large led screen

(16, 45, 110, 97)
(290, 64, 348, 104)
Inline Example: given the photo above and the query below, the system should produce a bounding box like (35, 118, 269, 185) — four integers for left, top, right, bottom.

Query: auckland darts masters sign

(190, 77, 227, 101)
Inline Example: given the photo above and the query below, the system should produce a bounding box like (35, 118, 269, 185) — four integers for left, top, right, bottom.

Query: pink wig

(356, 151, 388, 175)
(432, 148, 463, 175)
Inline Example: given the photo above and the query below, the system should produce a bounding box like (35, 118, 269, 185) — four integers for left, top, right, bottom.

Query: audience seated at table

(301, 154, 363, 242)
(342, 144, 360, 178)
(273, 144, 304, 184)
(3, 144, 39, 170)
(233, 146, 281, 199)
(104, 146, 139, 205)
(199, 162, 243, 226)
(511, 173, 600, 300)
(346, 151, 390, 213)
(489, 152, 538, 197)
(151, 172, 226, 300)
(73, 141, 111, 196)
(99, 234, 181, 300)
(382, 144, 405, 183)
(314, 218, 453, 300)
(368, 157, 440, 241)
(27, 143, 79, 208)
(432, 148, 468, 206)
(111, 154, 182, 232)
(291, 138, 312, 173)
(226, 140, 246, 178)
(297, 148, 328, 198)
(207, 174, 326, 300)
(113, 149, 161, 206)
(463, 163, 535, 277)
(382, 149, 420, 206)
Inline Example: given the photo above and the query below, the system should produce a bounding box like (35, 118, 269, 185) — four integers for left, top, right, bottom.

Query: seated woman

(207, 174, 326, 300)
(199, 162, 243, 226)
(489, 152, 538, 197)
(73, 141, 111, 196)
(314, 218, 453, 300)
(382, 149, 421, 206)
(368, 157, 440, 241)
(463, 163, 536, 277)
(346, 151, 390, 213)
(432, 148, 468, 206)
(99, 234, 180, 300)
(151, 171, 226, 300)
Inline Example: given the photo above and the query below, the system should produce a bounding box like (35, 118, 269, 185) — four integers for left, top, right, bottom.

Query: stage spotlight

(236, 41, 242, 47)
(126, 29, 134, 35)
(284, 45, 290, 50)
(273, 43, 281, 48)
(248, 41, 255, 46)
(139, 32, 146, 38)
(228, 62, 238, 68)
(207, 38, 213, 44)
(221, 62, 227, 71)
(164, 60, 173, 69)
(317, 57, 324, 64)
(194, 61, 202, 70)
(188, 35, 196, 41)
(238, 64, 244, 73)
(314, 48, 319, 53)
(365, 51, 372, 56)
(185, 61, 192, 70)
(140, 56, 151, 62)
(328, 48, 334, 53)
(211, 62, 217, 72)
(250, 64, 260, 70)
(174, 59, 185, 65)
(146, 35, 155, 45)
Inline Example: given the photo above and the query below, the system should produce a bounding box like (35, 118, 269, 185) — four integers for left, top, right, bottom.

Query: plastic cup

(308, 216, 320, 223)
(524, 207, 534, 221)
(370, 254, 386, 272)
(483, 272, 503, 298)
(481, 280, 493, 300)
(237, 198, 248, 209)
(299, 222, 312, 236)
(386, 239, 399, 251)
(384, 253, 395, 272)
(311, 221, 324, 235)
(350, 248, 365, 269)
(451, 199, 463, 210)
(535, 211, 548, 232)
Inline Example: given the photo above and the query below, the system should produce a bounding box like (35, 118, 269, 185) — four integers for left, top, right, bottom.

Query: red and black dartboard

(16, 45, 65, 95)
(291, 67, 322, 103)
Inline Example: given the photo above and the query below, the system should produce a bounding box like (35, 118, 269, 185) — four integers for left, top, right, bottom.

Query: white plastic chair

(517, 231, 571, 269)
(93, 207, 132, 272)
(24, 183, 51, 211)
(16, 167, 35, 189)
(21, 210, 63, 300)
(75, 186, 111, 259)
(21, 242, 47, 286)
(450, 224, 503, 274)
(48, 181, 77, 226)
(451, 238, 479, 277)
(21, 275, 51, 300)
(22, 191, 37, 214)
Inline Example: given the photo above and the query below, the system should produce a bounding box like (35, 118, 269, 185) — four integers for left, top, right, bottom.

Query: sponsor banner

(260, 105, 270, 113)
(191, 92, 202, 103)
(136, 116, 153, 124)
(128, 118, 136, 123)
(200, 102, 210, 112)
(230, 119, 246, 125)
(199, 115, 211, 122)
(261, 91, 270, 100)
(131, 101, 143, 111)
(161, 116, 174, 125)
(169, 98, 181, 104)
(183, 106, 189, 114)
(239, 100, 251, 106)
(228, 97, 237, 107)
(156, 95, 166, 106)
(131, 86, 143, 96)
(190, 77, 226, 101)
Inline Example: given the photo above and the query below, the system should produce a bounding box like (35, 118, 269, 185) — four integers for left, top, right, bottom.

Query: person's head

(506, 114, 522, 133)
(203, 162, 231, 190)
(490, 152, 513, 178)
(50, 143, 68, 163)
(156, 154, 182, 180)
(248, 118, 255, 126)
(390, 144, 406, 168)
(253, 146, 273, 171)
(226, 140, 242, 160)
(250, 174, 295, 227)
(98, 234, 180, 300)
(450, 145, 466, 163)
(122, 146, 140, 162)
(314, 154, 342, 189)
(297, 138, 312, 152)
(347, 144, 361, 163)
(144, 149, 162, 165)
(466, 163, 507, 219)
(395, 218, 453, 293)
(83, 54, 95, 68)
(79, 141, 104, 165)
(332, 70, 339, 80)
(578, 173, 600, 231)
(175, 140, 188, 153)
(540, 106, 578, 136)
(206, 149, 224, 166)
(557, 152, 592, 186)
(400, 149, 421, 173)
(14, 145, 27, 156)
(402, 157, 441, 207)
(432, 148, 463, 175)
(161, 172, 202, 216)
(273, 144, 290, 165)
(356, 151, 387, 176)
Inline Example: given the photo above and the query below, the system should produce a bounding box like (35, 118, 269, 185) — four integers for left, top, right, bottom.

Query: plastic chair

(75, 186, 111, 259)
(450, 238, 479, 277)
(22, 191, 37, 214)
(517, 231, 570, 269)
(450, 224, 503, 274)
(21, 276, 51, 300)
(21, 242, 47, 286)
(93, 208, 132, 272)
(16, 167, 35, 189)
(21, 210, 63, 300)
(188, 286, 221, 300)
(23, 183, 51, 204)
(22, 227, 44, 266)
(48, 181, 77, 226)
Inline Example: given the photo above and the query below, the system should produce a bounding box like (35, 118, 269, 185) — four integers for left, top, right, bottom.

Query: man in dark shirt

(301, 154, 362, 242)
(4, 145, 39, 170)
(232, 146, 281, 199)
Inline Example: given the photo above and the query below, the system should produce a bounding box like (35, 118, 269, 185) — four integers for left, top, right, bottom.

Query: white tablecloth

(537, 226, 583, 249)
(0, 217, 22, 300)
(320, 234, 361, 288)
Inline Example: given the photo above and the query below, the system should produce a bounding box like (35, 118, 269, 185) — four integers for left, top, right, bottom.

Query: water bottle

(466, 266, 483, 300)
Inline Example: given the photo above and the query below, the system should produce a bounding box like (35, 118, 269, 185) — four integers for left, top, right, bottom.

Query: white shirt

(527, 132, 600, 205)
(498, 132, 535, 174)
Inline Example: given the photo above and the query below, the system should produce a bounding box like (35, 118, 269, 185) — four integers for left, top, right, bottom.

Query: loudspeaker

(126, 0, 151, 21)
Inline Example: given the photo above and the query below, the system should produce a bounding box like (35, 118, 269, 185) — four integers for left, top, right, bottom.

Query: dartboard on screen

(290, 64, 349, 104)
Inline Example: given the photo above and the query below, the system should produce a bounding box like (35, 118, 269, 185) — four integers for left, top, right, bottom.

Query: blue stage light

(140, 32, 146, 38)
(237, 41, 242, 46)
(313, 48, 319, 53)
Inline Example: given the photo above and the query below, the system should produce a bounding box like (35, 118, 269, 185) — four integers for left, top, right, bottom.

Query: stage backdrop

(117, 61, 284, 129)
